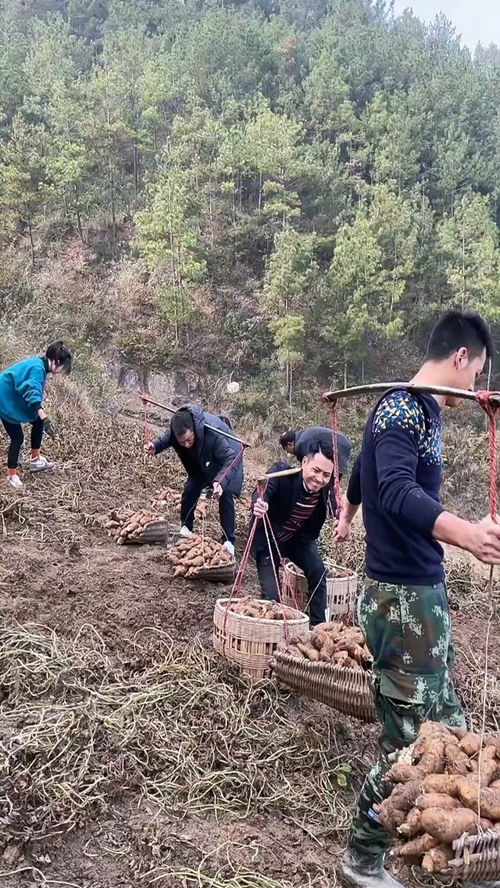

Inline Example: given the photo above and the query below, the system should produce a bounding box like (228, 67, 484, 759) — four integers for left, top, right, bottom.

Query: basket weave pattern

(450, 829, 500, 881)
(281, 561, 358, 618)
(124, 520, 169, 545)
(273, 651, 377, 723)
(213, 598, 309, 679)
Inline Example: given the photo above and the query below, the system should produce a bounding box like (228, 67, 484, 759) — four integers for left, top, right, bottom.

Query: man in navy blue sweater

(335, 311, 500, 888)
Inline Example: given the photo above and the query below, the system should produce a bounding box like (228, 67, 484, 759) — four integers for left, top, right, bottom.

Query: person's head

(45, 341, 72, 375)
(301, 443, 334, 493)
(426, 310, 494, 406)
(171, 409, 195, 448)
(279, 430, 296, 455)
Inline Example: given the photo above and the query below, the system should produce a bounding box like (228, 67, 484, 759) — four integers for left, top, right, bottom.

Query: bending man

(335, 310, 500, 888)
(252, 442, 335, 626)
(146, 405, 243, 556)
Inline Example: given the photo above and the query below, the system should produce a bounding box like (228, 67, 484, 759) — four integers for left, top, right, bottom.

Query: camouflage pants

(349, 579, 466, 863)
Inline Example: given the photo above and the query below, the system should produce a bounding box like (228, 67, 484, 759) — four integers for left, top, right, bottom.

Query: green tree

(437, 194, 500, 318)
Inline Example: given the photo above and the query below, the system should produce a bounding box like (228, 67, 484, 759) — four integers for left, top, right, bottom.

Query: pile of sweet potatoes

(152, 487, 181, 508)
(103, 508, 165, 544)
(378, 722, 500, 874)
(227, 597, 297, 620)
(168, 535, 233, 577)
(276, 621, 373, 670)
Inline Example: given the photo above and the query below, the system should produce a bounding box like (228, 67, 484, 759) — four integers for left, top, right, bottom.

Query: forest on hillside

(0, 0, 499, 416)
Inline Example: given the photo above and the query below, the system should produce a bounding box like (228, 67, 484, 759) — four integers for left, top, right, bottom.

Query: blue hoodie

(0, 357, 47, 424)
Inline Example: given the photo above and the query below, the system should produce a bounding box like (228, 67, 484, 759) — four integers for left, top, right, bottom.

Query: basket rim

(215, 597, 309, 625)
(283, 560, 357, 580)
(274, 649, 371, 677)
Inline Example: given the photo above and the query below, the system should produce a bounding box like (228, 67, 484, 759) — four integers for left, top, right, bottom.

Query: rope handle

(329, 401, 353, 624)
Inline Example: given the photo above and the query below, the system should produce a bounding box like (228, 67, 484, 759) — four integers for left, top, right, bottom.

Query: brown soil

(0, 453, 498, 888)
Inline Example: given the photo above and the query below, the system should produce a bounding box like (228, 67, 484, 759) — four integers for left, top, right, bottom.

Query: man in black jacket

(145, 405, 243, 555)
(252, 442, 335, 625)
(280, 426, 351, 477)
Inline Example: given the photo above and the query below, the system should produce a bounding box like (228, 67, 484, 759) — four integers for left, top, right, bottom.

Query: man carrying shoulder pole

(334, 310, 500, 888)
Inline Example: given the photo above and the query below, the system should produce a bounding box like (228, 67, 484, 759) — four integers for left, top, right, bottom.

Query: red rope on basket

(142, 396, 151, 445)
(329, 400, 353, 625)
(475, 391, 500, 523)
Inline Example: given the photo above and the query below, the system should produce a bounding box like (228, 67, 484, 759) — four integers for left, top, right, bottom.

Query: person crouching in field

(252, 442, 336, 626)
(145, 405, 243, 557)
(0, 341, 72, 490)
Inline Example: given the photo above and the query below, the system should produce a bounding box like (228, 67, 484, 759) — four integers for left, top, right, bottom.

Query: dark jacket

(294, 426, 352, 476)
(153, 405, 243, 496)
(252, 460, 336, 550)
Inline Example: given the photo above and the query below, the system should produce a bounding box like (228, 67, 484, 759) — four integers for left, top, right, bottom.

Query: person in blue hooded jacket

(145, 405, 243, 556)
(0, 341, 72, 490)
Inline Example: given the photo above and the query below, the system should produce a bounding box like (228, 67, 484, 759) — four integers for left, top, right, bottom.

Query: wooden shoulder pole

(140, 393, 252, 448)
(323, 382, 500, 409)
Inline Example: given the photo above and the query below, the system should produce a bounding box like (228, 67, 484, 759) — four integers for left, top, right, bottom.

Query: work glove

(43, 418, 56, 439)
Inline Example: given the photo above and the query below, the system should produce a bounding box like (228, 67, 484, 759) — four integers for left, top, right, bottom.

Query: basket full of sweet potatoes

(379, 721, 500, 880)
(272, 621, 377, 722)
(168, 534, 235, 583)
(104, 509, 169, 545)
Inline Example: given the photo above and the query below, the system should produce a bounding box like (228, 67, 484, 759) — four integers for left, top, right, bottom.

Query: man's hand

(212, 482, 223, 499)
(468, 518, 500, 564)
(333, 515, 352, 544)
(43, 418, 56, 439)
(253, 497, 269, 519)
(144, 441, 156, 456)
(434, 512, 500, 564)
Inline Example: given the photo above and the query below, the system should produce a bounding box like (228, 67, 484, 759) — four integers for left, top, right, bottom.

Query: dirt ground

(0, 447, 499, 888)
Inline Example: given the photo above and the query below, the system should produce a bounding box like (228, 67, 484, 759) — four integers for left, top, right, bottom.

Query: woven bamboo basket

(213, 598, 309, 679)
(191, 561, 236, 584)
(272, 652, 377, 722)
(123, 519, 169, 545)
(449, 829, 500, 881)
(281, 561, 358, 619)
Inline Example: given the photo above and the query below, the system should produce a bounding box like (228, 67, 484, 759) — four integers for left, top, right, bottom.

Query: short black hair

(45, 341, 72, 373)
(305, 441, 333, 462)
(427, 310, 493, 362)
(171, 409, 194, 438)
(279, 430, 296, 448)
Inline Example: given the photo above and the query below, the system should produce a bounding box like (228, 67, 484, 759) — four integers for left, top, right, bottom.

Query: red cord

(329, 402, 342, 518)
(476, 391, 500, 523)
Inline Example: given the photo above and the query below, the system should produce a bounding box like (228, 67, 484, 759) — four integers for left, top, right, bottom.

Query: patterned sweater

(348, 390, 445, 585)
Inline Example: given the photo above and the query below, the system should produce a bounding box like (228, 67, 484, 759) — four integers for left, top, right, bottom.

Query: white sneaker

(7, 474, 23, 490)
(180, 525, 194, 537)
(223, 541, 235, 557)
(28, 456, 55, 472)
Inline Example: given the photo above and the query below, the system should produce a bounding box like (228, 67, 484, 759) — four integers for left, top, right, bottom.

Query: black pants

(255, 537, 327, 626)
(2, 418, 44, 469)
(181, 477, 236, 544)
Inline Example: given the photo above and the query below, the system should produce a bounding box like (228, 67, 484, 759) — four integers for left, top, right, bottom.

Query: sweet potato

(460, 732, 482, 757)
(297, 642, 319, 661)
(398, 807, 422, 838)
(421, 845, 453, 874)
(421, 806, 477, 843)
(395, 833, 438, 857)
(415, 793, 460, 811)
(319, 636, 335, 659)
(445, 742, 471, 775)
(458, 781, 500, 820)
(421, 773, 462, 796)
(387, 762, 424, 784)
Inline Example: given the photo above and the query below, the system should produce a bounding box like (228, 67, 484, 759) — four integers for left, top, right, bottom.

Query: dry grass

(0, 624, 355, 859)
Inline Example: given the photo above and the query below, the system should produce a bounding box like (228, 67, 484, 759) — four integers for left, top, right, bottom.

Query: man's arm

(213, 434, 240, 489)
(334, 453, 361, 542)
(151, 428, 172, 455)
(375, 413, 500, 564)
